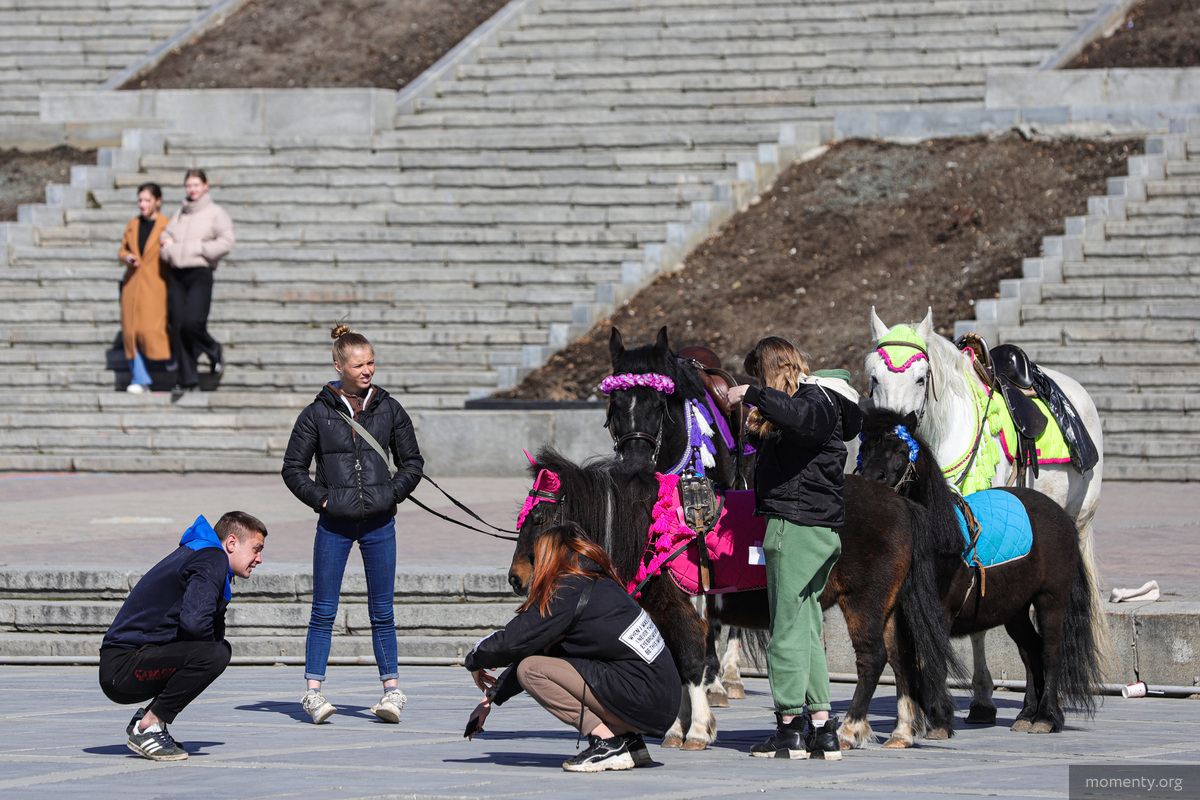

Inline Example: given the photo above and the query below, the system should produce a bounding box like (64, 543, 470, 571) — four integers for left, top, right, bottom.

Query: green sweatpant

(763, 517, 841, 715)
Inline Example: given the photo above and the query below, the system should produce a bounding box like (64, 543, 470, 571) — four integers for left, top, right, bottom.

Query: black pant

(166, 266, 221, 388)
(99, 641, 231, 724)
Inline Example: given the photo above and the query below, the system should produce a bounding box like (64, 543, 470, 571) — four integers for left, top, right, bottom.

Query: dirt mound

(0, 147, 97, 222)
(499, 135, 1143, 400)
(1067, 0, 1200, 69)
(123, 0, 509, 90)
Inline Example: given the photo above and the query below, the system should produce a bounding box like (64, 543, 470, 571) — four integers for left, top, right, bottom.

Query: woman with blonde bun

(282, 324, 424, 725)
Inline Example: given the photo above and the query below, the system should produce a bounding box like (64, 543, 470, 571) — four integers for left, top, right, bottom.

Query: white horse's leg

(720, 632, 746, 699)
(965, 632, 997, 724)
(681, 683, 717, 750)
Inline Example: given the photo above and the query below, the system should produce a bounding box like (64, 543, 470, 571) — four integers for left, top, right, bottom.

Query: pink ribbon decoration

(627, 473, 697, 597)
(516, 468, 561, 531)
(600, 373, 676, 395)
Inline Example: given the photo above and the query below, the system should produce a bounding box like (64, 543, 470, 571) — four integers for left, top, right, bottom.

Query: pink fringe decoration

(600, 372, 676, 395)
(876, 346, 928, 373)
(626, 473, 697, 597)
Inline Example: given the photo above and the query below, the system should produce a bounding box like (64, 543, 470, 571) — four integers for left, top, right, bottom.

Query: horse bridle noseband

(605, 401, 667, 464)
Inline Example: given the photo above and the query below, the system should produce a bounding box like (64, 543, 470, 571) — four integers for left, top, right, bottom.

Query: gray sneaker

(371, 688, 407, 723)
(302, 690, 336, 724)
(127, 722, 188, 761)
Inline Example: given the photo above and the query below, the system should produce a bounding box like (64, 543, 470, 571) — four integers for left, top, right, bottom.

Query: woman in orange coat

(118, 183, 172, 392)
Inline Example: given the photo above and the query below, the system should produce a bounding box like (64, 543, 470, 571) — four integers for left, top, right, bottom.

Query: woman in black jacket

(464, 523, 681, 773)
(281, 324, 424, 725)
(726, 336, 862, 761)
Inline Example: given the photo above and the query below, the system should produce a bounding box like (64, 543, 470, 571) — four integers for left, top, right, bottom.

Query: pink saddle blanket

(666, 488, 767, 595)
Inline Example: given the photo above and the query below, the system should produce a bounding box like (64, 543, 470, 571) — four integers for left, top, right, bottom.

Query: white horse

(865, 307, 1110, 726)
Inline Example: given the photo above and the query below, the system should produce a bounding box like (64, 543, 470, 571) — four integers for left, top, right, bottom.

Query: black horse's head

(506, 445, 656, 595)
(605, 326, 705, 471)
(857, 407, 924, 491)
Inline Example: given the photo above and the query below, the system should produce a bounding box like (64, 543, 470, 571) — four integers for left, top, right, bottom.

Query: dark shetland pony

(508, 446, 954, 751)
(605, 326, 755, 705)
(857, 408, 1103, 735)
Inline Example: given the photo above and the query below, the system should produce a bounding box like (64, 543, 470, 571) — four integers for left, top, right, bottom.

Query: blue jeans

(304, 514, 398, 682)
(128, 349, 151, 387)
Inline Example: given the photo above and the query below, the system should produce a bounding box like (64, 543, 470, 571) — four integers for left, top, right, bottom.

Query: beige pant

(516, 655, 643, 736)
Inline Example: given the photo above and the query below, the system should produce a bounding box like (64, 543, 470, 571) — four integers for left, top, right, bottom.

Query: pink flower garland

(627, 473, 697, 597)
(600, 373, 675, 395)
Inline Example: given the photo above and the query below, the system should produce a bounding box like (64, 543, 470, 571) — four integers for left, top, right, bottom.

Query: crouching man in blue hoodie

(99, 511, 267, 761)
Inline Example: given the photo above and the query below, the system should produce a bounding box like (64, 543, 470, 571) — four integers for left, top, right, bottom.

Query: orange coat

(118, 215, 172, 361)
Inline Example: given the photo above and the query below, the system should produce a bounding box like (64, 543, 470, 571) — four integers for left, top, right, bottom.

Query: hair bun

(330, 323, 352, 340)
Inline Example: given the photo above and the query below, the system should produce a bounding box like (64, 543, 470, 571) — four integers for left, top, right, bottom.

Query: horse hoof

(661, 735, 685, 749)
(1010, 719, 1033, 733)
(681, 739, 709, 751)
(839, 738, 855, 751)
(925, 728, 950, 740)
(882, 737, 913, 749)
(1029, 722, 1054, 734)
(723, 683, 746, 700)
(707, 692, 730, 708)
(965, 709, 997, 725)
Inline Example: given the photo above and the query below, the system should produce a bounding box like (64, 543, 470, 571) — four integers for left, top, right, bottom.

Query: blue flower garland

(856, 424, 920, 472)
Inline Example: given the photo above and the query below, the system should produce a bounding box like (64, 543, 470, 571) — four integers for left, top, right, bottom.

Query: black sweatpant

(166, 266, 221, 389)
(99, 641, 231, 724)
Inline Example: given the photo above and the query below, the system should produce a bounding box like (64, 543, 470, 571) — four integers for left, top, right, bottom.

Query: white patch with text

(619, 610, 666, 663)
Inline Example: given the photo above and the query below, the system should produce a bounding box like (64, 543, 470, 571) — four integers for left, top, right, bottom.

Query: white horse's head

(864, 307, 974, 442)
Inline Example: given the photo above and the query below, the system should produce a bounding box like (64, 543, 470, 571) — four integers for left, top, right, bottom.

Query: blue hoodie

(102, 515, 232, 649)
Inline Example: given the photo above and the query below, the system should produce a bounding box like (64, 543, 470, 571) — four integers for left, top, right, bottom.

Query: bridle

(857, 424, 920, 494)
(875, 335, 937, 428)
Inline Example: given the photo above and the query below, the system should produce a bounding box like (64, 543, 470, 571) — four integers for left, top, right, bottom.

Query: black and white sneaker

(127, 722, 188, 761)
(624, 732, 653, 767)
(804, 716, 844, 761)
(562, 734, 635, 772)
(750, 712, 809, 759)
(126, 708, 147, 737)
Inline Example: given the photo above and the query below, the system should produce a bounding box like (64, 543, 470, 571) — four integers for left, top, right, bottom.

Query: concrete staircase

(0, 0, 1109, 472)
(959, 117, 1200, 481)
(0, 0, 221, 122)
(0, 565, 517, 662)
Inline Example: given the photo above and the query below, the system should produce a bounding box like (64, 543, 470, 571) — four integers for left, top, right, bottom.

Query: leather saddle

(955, 335, 1100, 479)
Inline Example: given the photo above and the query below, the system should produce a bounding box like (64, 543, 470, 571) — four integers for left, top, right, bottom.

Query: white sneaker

(371, 688, 407, 723)
(302, 690, 336, 724)
(126, 384, 149, 394)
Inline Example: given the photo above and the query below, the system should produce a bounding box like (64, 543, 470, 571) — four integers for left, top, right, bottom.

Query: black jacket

(102, 546, 229, 649)
(745, 381, 863, 528)
(464, 573, 682, 738)
(281, 383, 424, 522)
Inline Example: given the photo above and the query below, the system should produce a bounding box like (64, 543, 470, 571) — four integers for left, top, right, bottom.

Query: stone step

(1061, 259, 1200, 280)
(1041, 280, 1200, 303)
(1020, 301, 1200, 324)
(0, 389, 456, 412)
(1084, 239, 1200, 259)
(1125, 198, 1200, 218)
(1102, 414, 1200, 435)
(997, 322, 1200, 346)
(1091, 393, 1198, 415)
(1101, 458, 1200, 482)
(17, 366, 501, 392)
(1105, 220, 1200, 240)
(1023, 345, 1200, 369)
(1025, 366, 1200, 392)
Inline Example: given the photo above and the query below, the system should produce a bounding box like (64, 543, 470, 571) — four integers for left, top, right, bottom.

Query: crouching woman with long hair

(463, 523, 681, 772)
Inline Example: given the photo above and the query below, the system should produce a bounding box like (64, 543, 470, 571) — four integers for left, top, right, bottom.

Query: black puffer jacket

(465, 573, 682, 738)
(281, 383, 424, 521)
(745, 381, 862, 528)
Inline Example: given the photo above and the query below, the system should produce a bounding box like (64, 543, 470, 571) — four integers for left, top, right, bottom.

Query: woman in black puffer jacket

(282, 324, 423, 726)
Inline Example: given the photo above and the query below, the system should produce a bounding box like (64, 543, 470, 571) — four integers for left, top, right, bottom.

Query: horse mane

(922, 329, 978, 444)
(613, 340, 708, 403)
(531, 445, 658, 582)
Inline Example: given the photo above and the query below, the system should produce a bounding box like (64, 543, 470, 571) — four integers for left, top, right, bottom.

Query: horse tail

(1075, 519, 1118, 682)
(1058, 540, 1104, 717)
(898, 504, 966, 728)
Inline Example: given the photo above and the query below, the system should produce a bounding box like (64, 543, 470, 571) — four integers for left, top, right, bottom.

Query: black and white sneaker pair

(126, 707, 188, 762)
(562, 732, 653, 772)
(750, 713, 843, 761)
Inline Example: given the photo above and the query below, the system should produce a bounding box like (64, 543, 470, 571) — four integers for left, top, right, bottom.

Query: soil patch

(499, 134, 1143, 400)
(123, 0, 510, 90)
(0, 147, 98, 222)
(1067, 0, 1200, 69)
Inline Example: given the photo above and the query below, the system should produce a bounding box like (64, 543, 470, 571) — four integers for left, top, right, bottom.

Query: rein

(395, 467, 520, 542)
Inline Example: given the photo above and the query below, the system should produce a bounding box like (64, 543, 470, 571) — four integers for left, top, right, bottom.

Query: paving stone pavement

(2, 664, 1198, 800)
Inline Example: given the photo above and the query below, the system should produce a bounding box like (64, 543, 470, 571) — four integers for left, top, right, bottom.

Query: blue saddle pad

(955, 490, 1033, 568)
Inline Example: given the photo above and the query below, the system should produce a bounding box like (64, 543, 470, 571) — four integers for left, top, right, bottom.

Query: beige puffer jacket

(160, 193, 235, 269)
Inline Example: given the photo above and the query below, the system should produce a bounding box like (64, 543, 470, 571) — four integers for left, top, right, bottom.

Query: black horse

(857, 408, 1103, 735)
(508, 446, 949, 750)
(605, 326, 755, 705)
